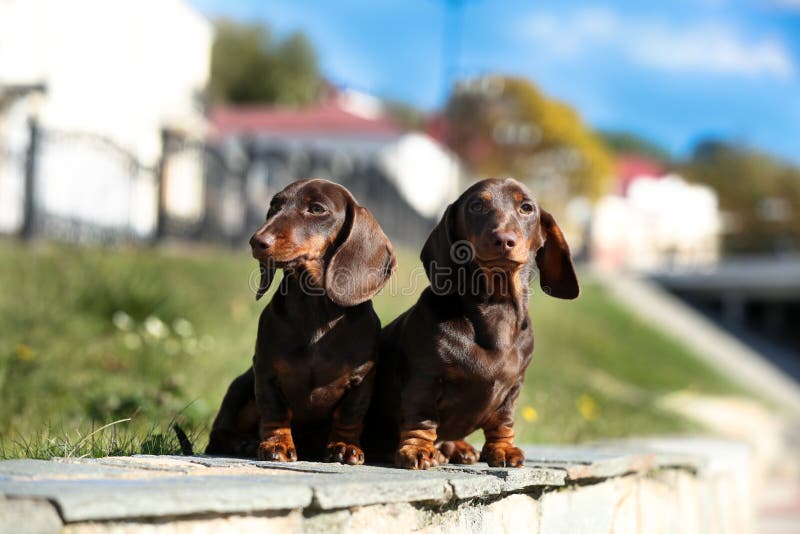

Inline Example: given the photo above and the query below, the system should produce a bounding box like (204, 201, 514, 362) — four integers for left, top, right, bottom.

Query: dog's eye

(519, 203, 534, 215)
(469, 201, 487, 214)
(308, 203, 327, 215)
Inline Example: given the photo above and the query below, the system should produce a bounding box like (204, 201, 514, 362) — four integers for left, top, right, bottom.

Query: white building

(592, 158, 721, 271)
(0, 0, 212, 236)
(211, 89, 464, 244)
(213, 89, 463, 219)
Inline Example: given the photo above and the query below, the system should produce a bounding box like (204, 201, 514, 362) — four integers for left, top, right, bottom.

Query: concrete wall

(0, 439, 756, 534)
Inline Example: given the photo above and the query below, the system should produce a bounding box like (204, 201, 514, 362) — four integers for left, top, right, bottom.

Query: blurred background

(1, 0, 799, 466)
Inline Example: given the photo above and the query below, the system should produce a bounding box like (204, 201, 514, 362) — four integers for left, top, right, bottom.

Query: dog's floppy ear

(535, 209, 579, 299)
(325, 203, 396, 307)
(255, 260, 276, 301)
(421, 203, 462, 293)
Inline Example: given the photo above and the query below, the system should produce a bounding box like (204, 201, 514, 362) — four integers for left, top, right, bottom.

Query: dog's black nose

(493, 232, 517, 251)
(250, 233, 275, 251)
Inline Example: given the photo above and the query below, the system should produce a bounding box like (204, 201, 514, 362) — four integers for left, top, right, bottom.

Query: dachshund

(362, 177, 579, 469)
(206, 179, 396, 465)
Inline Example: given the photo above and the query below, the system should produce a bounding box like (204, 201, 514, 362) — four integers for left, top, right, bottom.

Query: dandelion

(172, 318, 194, 338)
(143, 316, 169, 339)
(15, 344, 33, 361)
(577, 394, 599, 421)
(229, 297, 247, 320)
(112, 311, 134, 332)
(521, 406, 538, 422)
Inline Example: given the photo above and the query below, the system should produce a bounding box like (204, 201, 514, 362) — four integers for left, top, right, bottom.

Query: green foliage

(0, 421, 197, 459)
(210, 18, 321, 105)
(0, 241, 263, 456)
(0, 240, 740, 458)
(444, 76, 614, 201)
(682, 140, 800, 254)
(599, 130, 672, 163)
(515, 278, 738, 443)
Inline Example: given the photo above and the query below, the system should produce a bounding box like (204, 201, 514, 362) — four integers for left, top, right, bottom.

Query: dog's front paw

(480, 443, 524, 467)
(395, 442, 440, 470)
(257, 436, 297, 462)
(325, 441, 365, 465)
(438, 440, 479, 465)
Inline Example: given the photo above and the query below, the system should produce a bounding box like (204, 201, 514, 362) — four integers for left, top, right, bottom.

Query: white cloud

(518, 8, 795, 79)
(773, 0, 800, 8)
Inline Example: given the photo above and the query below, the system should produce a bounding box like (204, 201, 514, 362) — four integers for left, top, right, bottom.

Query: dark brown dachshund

(362, 177, 578, 469)
(206, 179, 396, 464)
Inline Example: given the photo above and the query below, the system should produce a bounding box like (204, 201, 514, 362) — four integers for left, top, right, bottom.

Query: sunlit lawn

(0, 238, 740, 458)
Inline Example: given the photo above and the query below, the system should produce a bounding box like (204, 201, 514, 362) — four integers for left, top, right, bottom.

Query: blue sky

(189, 0, 800, 164)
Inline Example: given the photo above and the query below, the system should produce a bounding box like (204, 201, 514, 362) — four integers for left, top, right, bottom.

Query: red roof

(616, 155, 665, 195)
(210, 101, 401, 139)
(425, 113, 448, 144)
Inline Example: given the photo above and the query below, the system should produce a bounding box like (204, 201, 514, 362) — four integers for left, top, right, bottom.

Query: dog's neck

(454, 262, 532, 349)
(469, 260, 531, 307)
(274, 265, 346, 334)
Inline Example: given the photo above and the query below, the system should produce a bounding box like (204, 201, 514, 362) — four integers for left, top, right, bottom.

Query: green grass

(0, 238, 741, 458)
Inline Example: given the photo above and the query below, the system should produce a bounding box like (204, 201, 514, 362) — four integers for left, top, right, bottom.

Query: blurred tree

(209, 19, 321, 105)
(444, 76, 613, 200)
(383, 100, 428, 130)
(599, 130, 672, 163)
(683, 141, 800, 254)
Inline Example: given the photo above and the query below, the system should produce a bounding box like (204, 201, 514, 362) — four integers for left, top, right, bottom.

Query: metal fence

(0, 119, 434, 248)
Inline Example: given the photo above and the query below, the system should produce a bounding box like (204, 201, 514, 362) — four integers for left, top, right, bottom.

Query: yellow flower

(521, 405, 538, 422)
(577, 394, 599, 421)
(15, 344, 33, 361)
(229, 297, 247, 320)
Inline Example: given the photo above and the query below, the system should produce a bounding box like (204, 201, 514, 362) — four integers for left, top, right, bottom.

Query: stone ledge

(0, 438, 753, 533)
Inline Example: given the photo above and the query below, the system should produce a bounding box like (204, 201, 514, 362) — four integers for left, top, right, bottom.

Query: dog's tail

(172, 423, 194, 456)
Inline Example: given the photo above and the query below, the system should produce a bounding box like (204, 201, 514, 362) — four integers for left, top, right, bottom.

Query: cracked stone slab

(185, 460, 460, 508)
(188, 457, 560, 503)
(214, 460, 486, 507)
(163, 456, 503, 502)
(0, 474, 314, 522)
(0, 459, 153, 480)
(439, 469, 505, 499)
(87, 456, 205, 472)
(310, 472, 454, 509)
(592, 437, 751, 474)
(435, 463, 567, 493)
(519, 445, 656, 480)
(0, 443, 715, 524)
(148, 455, 260, 469)
(63, 456, 290, 478)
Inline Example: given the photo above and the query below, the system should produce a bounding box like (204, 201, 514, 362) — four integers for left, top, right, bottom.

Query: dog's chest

(436, 359, 521, 439)
(434, 319, 532, 438)
(272, 345, 351, 408)
(440, 342, 526, 397)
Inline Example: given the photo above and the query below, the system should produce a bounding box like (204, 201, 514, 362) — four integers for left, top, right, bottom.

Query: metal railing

(0, 118, 434, 247)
